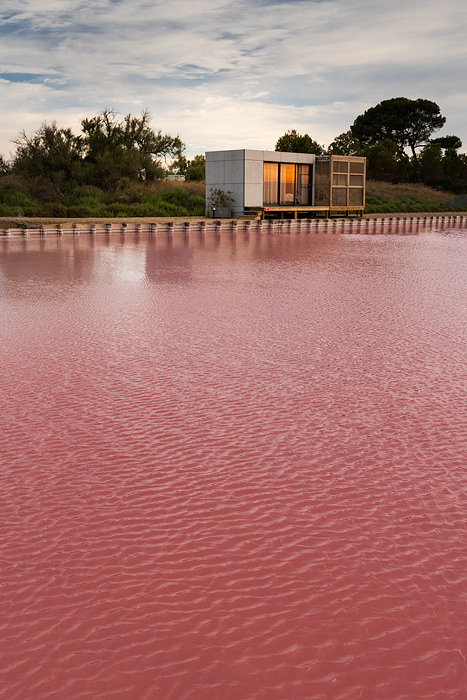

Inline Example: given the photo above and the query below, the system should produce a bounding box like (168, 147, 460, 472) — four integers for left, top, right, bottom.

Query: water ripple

(1, 230, 467, 699)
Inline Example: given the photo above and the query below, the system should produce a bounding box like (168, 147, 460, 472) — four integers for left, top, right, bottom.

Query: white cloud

(0, 0, 466, 156)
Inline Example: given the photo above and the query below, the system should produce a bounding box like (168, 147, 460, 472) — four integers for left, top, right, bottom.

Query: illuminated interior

(263, 163, 312, 206)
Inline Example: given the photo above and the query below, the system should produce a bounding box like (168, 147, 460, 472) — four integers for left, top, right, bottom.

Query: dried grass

(366, 180, 455, 203)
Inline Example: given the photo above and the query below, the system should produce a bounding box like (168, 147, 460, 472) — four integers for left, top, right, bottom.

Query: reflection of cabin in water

(205, 150, 366, 219)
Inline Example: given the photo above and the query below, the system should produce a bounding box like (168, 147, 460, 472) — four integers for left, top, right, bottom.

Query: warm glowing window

(279, 164, 296, 204)
(263, 162, 311, 206)
(263, 162, 279, 205)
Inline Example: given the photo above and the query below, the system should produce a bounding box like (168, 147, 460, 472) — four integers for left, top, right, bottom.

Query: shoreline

(1, 213, 467, 238)
(0, 212, 466, 232)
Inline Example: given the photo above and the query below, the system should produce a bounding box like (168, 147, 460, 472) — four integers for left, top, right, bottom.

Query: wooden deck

(240, 206, 365, 220)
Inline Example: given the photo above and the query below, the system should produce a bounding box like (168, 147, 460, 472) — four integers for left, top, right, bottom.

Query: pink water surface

(1, 228, 467, 700)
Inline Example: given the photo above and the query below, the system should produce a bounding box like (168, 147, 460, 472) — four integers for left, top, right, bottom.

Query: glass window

(263, 162, 279, 205)
(296, 165, 310, 205)
(280, 164, 296, 205)
(263, 161, 314, 206)
(314, 159, 330, 205)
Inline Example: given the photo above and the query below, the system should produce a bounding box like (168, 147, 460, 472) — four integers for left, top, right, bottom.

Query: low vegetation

(363, 180, 466, 214)
(0, 111, 207, 219)
(0, 177, 205, 218)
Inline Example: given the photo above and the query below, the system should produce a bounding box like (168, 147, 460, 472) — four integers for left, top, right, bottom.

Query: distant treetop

(275, 129, 325, 155)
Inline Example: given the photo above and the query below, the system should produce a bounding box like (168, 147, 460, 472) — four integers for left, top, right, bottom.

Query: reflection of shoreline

(2, 220, 467, 294)
(0, 237, 96, 289)
(145, 239, 194, 284)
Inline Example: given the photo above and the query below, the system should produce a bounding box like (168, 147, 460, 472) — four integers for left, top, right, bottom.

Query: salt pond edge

(1, 214, 467, 237)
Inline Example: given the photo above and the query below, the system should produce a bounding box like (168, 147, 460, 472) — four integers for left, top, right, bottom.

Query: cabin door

(296, 165, 311, 205)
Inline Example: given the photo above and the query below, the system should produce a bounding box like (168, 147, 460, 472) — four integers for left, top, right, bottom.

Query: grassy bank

(1, 176, 466, 220)
(0, 178, 206, 219)
(364, 180, 466, 213)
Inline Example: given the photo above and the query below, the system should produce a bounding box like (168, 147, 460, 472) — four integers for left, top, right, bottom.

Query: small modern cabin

(205, 149, 366, 219)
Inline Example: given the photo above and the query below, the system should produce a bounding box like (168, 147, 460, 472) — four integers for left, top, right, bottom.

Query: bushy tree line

(0, 110, 207, 217)
(276, 98, 467, 193)
(8, 110, 184, 190)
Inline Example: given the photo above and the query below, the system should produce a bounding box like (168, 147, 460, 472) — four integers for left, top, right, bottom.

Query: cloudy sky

(1, 0, 466, 158)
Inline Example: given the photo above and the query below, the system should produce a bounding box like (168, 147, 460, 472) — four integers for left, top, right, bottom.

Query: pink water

(1, 229, 467, 700)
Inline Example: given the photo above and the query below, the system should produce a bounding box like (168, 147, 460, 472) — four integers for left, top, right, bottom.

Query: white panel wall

(205, 150, 245, 217)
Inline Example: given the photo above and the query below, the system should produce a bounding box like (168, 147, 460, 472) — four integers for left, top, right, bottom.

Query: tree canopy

(10, 110, 185, 191)
(185, 155, 205, 181)
(429, 135, 462, 151)
(328, 130, 362, 156)
(12, 122, 84, 185)
(275, 129, 325, 155)
(1, 97, 466, 209)
(350, 97, 446, 157)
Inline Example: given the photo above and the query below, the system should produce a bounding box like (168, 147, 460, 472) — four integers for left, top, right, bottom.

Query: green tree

(417, 144, 444, 187)
(10, 110, 185, 193)
(12, 121, 84, 184)
(429, 135, 462, 151)
(185, 155, 205, 181)
(350, 98, 446, 158)
(80, 110, 184, 187)
(275, 129, 325, 155)
(0, 154, 11, 175)
(363, 139, 411, 182)
(328, 130, 362, 156)
(442, 150, 467, 193)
